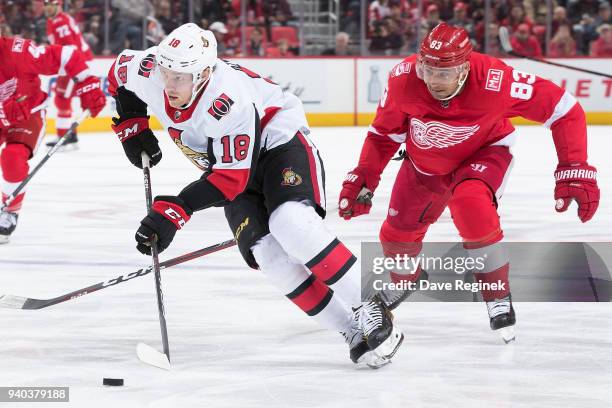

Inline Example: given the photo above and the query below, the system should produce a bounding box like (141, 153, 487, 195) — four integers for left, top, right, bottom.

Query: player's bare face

(44, 4, 59, 18)
(419, 63, 469, 100)
(159, 67, 195, 108)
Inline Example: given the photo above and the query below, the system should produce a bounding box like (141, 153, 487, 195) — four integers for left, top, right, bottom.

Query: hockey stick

(0, 238, 236, 310)
(1, 109, 91, 211)
(137, 152, 171, 369)
(498, 26, 612, 79)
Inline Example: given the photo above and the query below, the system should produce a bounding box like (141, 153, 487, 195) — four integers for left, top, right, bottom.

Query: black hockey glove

(111, 113, 162, 169)
(135, 196, 193, 255)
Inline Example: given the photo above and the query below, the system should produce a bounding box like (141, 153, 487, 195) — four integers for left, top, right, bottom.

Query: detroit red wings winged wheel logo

(410, 118, 480, 149)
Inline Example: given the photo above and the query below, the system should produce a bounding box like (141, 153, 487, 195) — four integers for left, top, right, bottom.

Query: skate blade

(0, 236, 9, 245)
(497, 326, 516, 344)
(370, 326, 404, 361)
(353, 350, 392, 369)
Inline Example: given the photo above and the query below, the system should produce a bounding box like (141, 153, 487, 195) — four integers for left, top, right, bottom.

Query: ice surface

(1, 126, 611, 407)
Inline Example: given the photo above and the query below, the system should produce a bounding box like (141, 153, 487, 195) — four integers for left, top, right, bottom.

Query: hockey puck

(102, 378, 124, 386)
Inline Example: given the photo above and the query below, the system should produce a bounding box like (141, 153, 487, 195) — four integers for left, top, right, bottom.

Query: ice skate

(0, 210, 18, 244)
(486, 294, 516, 343)
(46, 131, 79, 151)
(342, 306, 391, 369)
(359, 295, 404, 363)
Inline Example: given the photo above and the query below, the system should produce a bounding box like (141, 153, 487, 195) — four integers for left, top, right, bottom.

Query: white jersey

(108, 47, 309, 199)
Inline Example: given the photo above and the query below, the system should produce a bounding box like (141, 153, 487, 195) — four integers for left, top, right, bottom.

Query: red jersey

(46, 11, 93, 61)
(0, 37, 91, 111)
(360, 52, 587, 178)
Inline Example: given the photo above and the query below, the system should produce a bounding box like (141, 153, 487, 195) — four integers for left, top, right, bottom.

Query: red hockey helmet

(419, 22, 472, 68)
(417, 23, 472, 100)
(44, 0, 62, 6)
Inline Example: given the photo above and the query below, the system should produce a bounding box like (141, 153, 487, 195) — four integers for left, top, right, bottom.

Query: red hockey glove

(0, 94, 31, 127)
(135, 196, 193, 255)
(338, 167, 377, 220)
(74, 76, 106, 117)
(554, 163, 599, 223)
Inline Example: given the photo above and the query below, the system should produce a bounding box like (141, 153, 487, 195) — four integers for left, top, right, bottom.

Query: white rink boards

(1, 126, 611, 407)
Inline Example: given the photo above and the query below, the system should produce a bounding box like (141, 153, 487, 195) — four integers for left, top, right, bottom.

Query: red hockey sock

(449, 180, 509, 299)
(1, 143, 30, 212)
(380, 220, 427, 283)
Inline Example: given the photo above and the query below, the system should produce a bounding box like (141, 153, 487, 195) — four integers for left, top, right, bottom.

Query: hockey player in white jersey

(108, 23, 403, 368)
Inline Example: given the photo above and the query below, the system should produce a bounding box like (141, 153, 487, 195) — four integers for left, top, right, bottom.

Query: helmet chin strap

(180, 70, 213, 109)
(429, 70, 469, 101)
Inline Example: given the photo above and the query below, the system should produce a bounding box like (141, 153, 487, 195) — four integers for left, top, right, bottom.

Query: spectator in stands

(146, 16, 165, 46)
(224, 13, 241, 55)
(234, 0, 265, 26)
(384, 17, 404, 54)
(70, 0, 87, 24)
(110, 0, 154, 53)
(448, 2, 473, 33)
(568, 0, 603, 23)
(263, 0, 293, 27)
(574, 12, 599, 54)
(552, 6, 569, 35)
(322, 31, 353, 56)
(83, 15, 102, 54)
(485, 22, 503, 56)
(423, 4, 441, 31)
(510, 23, 543, 57)
(156, 0, 179, 35)
(267, 37, 296, 57)
(199, 0, 228, 28)
(548, 23, 577, 56)
(340, 0, 361, 37)
(524, 0, 558, 22)
(369, 20, 390, 55)
(369, 0, 391, 32)
(4, 2, 26, 37)
(247, 26, 266, 56)
(503, 4, 533, 33)
(209, 21, 229, 56)
(0, 23, 13, 37)
(30, 0, 47, 44)
(591, 23, 612, 56)
(595, 1, 612, 26)
(437, 0, 455, 21)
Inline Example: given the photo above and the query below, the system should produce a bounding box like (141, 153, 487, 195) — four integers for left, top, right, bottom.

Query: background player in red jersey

(0, 36, 106, 243)
(44, 0, 94, 150)
(339, 23, 600, 343)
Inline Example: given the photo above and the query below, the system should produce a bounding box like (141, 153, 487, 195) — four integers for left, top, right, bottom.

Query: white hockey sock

(252, 234, 351, 332)
(269, 201, 362, 307)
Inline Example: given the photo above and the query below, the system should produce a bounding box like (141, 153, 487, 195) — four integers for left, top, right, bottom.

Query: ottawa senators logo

(207, 93, 234, 120)
(168, 127, 210, 170)
(281, 168, 303, 187)
(138, 54, 156, 78)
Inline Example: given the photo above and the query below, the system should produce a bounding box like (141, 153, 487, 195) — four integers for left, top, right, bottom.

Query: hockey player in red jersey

(44, 0, 94, 150)
(0, 36, 106, 243)
(108, 23, 403, 367)
(339, 23, 599, 342)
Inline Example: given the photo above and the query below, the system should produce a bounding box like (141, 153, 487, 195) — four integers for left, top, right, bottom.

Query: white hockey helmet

(157, 23, 217, 106)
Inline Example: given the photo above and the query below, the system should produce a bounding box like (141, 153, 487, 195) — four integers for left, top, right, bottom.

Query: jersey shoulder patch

(137, 53, 156, 78)
(208, 93, 235, 120)
(11, 38, 25, 53)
